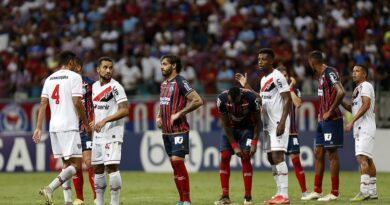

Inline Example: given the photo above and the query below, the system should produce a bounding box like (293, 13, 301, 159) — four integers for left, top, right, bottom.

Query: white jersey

(352, 81, 376, 136)
(41, 69, 82, 132)
(92, 79, 128, 143)
(260, 69, 290, 131)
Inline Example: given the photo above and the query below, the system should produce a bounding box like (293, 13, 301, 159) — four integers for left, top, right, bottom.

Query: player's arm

(289, 77, 301, 108)
(324, 82, 345, 120)
(220, 114, 243, 157)
(171, 90, 203, 124)
(73, 96, 92, 135)
(32, 97, 48, 144)
(250, 110, 261, 156)
(156, 109, 162, 129)
(235, 73, 260, 97)
(341, 100, 352, 112)
(95, 101, 129, 132)
(277, 91, 292, 136)
(345, 96, 370, 132)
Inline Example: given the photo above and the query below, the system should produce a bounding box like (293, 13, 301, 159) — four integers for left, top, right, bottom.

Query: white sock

(276, 162, 288, 198)
(49, 166, 76, 191)
(272, 165, 280, 196)
(369, 177, 377, 195)
(94, 173, 107, 205)
(360, 174, 370, 195)
(109, 171, 122, 205)
(62, 176, 72, 202)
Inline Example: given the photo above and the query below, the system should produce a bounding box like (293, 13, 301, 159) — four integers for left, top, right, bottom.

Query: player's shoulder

(241, 88, 256, 99)
(217, 90, 228, 101)
(361, 81, 374, 92)
(175, 74, 188, 83)
(325, 66, 339, 74)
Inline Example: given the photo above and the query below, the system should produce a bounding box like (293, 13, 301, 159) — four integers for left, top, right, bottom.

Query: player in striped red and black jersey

(214, 87, 260, 205)
(72, 57, 96, 205)
(156, 55, 203, 205)
(302, 50, 346, 201)
(277, 66, 308, 199)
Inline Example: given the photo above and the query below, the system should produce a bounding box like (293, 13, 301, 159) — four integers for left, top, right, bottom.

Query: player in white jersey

(90, 57, 129, 205)
(341, 65, 378, 201)
(236, 48, 291, 204)
(33, 51, 92, 205)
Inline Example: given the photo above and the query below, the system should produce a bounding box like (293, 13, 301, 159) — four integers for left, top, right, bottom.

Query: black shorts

(286, 134, 300, 155)
(316, 118, 344, 149)
(162, 132, 189, 158)
(80, 133, 92, 152)
(220, 128, 254, 153)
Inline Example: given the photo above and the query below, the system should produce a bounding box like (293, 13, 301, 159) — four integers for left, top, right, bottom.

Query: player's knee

(315, 149, 325, 160)
(84, 159, 92, 169)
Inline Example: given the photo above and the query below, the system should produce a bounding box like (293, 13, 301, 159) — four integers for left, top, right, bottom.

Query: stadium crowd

(0, 0, 389, 99)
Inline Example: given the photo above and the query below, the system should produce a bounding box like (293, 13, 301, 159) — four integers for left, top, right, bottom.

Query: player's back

(42, 69, 82, 132)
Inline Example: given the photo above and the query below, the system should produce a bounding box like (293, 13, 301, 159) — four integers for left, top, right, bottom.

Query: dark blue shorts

(286, 134, 300, 155)
(80, 133, 92, 152)
(220, 128, 254, 153)
(163, 133, 189, 158)
(316, 118, 344, 149)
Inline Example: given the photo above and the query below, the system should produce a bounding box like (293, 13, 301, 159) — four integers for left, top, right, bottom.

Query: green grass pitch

(0, 171, 388, 205)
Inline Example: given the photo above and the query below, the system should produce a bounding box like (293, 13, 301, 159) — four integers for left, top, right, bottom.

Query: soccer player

(72, 57, 96, 205)
(155, 54, 203, 205)
(276, 66, 308, 199)
(302, 50, 346, 201)
(91, 57, 129, 205)
(214, 87, 261, 205)
(341, 65, 378, 201)
(32, 51, 92, 205)
(236, 48, 292, 204)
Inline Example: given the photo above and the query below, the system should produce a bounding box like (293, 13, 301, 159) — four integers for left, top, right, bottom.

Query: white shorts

(355, 132, 375, 159)
(263, 128, 289, 153)
(50, 131, 82, 160)
(91, 142, 122, 165)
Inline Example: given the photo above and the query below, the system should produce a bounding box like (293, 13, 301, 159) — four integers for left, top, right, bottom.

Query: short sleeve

(217, 95, 227, 114)
(326, 69, 340, 85)
(71, 74, 83, 97)
(178, 77, 194, 96)
(41, 79, 49, 98)
(247, 92, 261, 112)
(361, 83, 373, 99)
(275, 72, 290, 93)
(113, 83, 128, 104)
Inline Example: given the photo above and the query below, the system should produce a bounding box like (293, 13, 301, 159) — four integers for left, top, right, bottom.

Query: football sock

(369, 177, 377, 195)
(314, 174, 323, 193)
(109, 171, 122, 205)
(73, 169, 84, 200)
(241, 153, 252, 197)
(276, 161, 288, 198)
(49, 165, 76, 191)
(62, 177, 72, 202)
(94, 173, 106, 205)
(331, 176, 339, 196)
(272, 165, 280, 196)
(171, 160, 183, 201)
(172, 160, 191, 202)
(220, 151, 231, 196)
(88, 167, 96, 199)
(360, 174, 370, 195)
(292, 157, 307, 193)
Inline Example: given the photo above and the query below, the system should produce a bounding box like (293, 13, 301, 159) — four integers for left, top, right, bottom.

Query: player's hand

(32, 129, 42, 144)
(344, 122, 353, 132)
(94, 120, 106, 133)
(289, 77, 296, 87)
(323, 111, 331, 121)
(276, 122, 285, 136)
(233, 147, 243, 158)
(250, 144, 257, 156)
(170, 112, 182, 125)
(235, 73, 247, 87)
(156, 117, 162, 129)
(84, 124, 93, 137)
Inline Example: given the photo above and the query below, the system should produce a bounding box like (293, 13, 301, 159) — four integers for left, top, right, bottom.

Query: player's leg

(238, 129, 254, 204)
(327, 148, 340, 197)
(73, 133, 90, 204)
(92, 143, 106, 205)
(350, 155, 370, 201)
(215, 133, 232, 205)
(84, 149, 96, 201)
(368, 158, 378, 199)
(105, 142, 122, 205)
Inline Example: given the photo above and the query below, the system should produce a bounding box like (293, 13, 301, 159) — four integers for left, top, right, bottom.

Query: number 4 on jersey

(51, 84, 60, 104)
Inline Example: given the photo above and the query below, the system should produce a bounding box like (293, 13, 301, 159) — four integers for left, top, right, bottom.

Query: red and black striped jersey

(79, 76, 94, 133)
(217, 88, 260, 128)
(318, 66, 343, 121)
(159, 75, 194, 134)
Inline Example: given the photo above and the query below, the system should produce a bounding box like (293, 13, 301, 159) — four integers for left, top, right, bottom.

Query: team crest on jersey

(93, 86, 114, 102)
(0, 104, 28, 132)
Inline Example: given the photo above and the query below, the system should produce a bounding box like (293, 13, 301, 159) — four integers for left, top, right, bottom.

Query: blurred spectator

(216, 63, 234, 93)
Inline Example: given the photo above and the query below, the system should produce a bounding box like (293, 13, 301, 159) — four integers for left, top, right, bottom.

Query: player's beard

(162, 66, 173, 77)
(100, 74, 111, 82)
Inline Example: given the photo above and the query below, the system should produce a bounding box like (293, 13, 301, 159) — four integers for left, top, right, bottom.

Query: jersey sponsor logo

(276, 79, 283, 88)
(261, 95, 272, 100)
(49, 75, 68, 80)
(160, 97, 171, 105)
(329, 72, 338, 84)
(174, 136, 184, 144)
(93, 86, 113, 102)
(324, 133, 332, 141)
(0, 104, 28, 132)
(318, 89, 323, 96)
(94, 104, 110, 110)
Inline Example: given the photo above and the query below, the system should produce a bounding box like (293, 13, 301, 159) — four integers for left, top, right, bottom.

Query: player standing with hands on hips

(156, 55, 203, 205)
